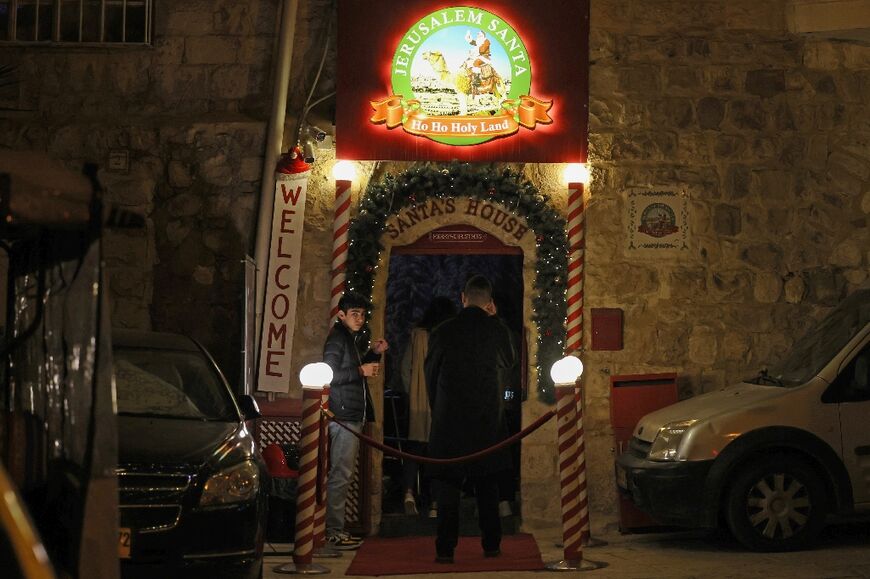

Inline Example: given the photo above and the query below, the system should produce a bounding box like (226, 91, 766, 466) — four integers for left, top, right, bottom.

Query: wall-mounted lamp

(563, 163, 590, 186)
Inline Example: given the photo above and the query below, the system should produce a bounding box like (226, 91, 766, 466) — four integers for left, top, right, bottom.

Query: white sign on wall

(257, 171, 310, 392)
(626, 190, 690, 255)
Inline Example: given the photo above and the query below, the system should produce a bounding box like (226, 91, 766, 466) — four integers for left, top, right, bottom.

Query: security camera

(308, 125, 328, 142)
(302, 139, 317, 164)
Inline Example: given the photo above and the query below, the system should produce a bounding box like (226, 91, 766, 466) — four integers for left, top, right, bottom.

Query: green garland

(346, 161, 567, 404)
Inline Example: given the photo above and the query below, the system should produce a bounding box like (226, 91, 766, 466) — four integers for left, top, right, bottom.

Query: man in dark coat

(424, 274, 516, 562)
(323, 292, 388, 549)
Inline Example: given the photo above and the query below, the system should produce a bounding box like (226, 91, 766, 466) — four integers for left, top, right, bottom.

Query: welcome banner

(337, 0, 589, 162)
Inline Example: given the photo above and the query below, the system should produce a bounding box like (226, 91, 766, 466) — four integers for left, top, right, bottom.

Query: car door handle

(856, 445, 870, 456)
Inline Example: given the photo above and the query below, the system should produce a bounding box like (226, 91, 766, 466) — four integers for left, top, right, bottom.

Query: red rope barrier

(322, 407, 556, 465)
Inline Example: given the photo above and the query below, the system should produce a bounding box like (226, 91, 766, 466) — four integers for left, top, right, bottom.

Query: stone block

(727, 100, 767, 130)
(710, 270, 754, 303)
(169, 160, 194, 188)
(166, 192, 203, 217)
(688, 325, 718, 366)
(803, 41, 842, 70)
(163, 6, 214, 36)
(725, 164, 751, 200)
(618, 66, 661, 94)
(713, 203, 741, 236)
(806, 267, 847, 306)
(192, 265, 215, 286)
(103, 231, 150, 266)
(754, 272, 782, 303)
(214, 3, 256, 35)
(666, 67, 701, 91)
(740, 242, 784, 270)
(784, 274, 807, 304)
(722, 331, 751, 362)
(745, 69, 786, 98)
(521, 444, 556, 481)
(843, 43, 870, 70)
(199, 152, 234, 186)
(750, 169, 793, 202)
(211, 65, 250, 100)
(725, 1, 785, 31)
(165, 220, 192, 246)
(831, 239, 864, 267)
(652, 98, 693, 129)
(698, 97, 725, 129)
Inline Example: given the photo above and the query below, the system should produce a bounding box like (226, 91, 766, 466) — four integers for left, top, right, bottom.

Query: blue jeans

(326, 420, 363, 536)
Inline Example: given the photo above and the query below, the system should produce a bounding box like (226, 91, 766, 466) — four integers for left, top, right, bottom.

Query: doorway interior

(379, 225, 526, 532)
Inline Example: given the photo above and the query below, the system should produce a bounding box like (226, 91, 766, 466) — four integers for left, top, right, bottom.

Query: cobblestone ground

(263, 519, 870, 578)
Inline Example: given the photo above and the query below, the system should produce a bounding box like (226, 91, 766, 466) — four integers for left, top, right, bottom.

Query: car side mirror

(238, 395, 262, 420)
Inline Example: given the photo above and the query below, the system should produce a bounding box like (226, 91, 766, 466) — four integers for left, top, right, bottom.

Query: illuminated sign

(369, 6, 551, 146)
(337, 0, 589, 162)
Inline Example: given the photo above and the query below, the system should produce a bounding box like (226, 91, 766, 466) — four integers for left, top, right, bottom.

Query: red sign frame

(336, 0, 589, 162)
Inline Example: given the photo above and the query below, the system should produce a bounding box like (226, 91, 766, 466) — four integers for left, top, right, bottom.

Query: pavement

(262, 518, 870, 578)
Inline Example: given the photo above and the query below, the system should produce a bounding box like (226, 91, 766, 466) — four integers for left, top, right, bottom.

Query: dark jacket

(322, 321, 379, 422)
(424, 306, 516, 476)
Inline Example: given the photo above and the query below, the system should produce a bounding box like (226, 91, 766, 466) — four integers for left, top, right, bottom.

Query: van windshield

(758, 290, 870, 387)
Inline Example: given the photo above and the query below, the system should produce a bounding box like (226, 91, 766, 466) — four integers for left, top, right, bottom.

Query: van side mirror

(238, 395, 262, 420)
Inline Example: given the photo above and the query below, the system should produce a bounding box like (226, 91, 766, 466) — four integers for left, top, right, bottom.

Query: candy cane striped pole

(275, 384, 329, 575)
(565, 180, 585, 355)
(330, 179, 351, 319)
(565, 176, 603, 547)
(545, 382, 600, 571)
(312, 386, 340, 558)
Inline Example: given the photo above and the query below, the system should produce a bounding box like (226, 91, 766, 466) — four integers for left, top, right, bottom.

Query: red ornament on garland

(365, 265, 373, 273)
(488, 187, 496, 196)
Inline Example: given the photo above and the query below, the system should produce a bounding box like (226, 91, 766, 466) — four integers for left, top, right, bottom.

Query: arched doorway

(365, 197, 538, 534)
(343, 164, 568, 535)
(379, 224, 528, 531)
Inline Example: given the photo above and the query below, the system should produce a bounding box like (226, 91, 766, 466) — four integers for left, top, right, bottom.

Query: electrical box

(610, 372, 678, 532)
(591, 308, 623, 351)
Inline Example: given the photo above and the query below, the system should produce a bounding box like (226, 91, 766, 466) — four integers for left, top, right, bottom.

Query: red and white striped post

(274, 364, 332, 575)
(545, 357, 602, 572)
(312, 385, 340, 558)
(564, 164, 602, 547)
(330, 161, 355, 319)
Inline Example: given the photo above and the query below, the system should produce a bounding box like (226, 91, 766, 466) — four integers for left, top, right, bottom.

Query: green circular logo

(390, 6, 531, 145)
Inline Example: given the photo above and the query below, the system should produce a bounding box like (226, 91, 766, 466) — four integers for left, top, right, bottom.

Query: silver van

(616, 288, 870, 551)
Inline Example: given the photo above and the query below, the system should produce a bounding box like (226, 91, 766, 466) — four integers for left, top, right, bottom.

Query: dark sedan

(113, 330, 267, 579)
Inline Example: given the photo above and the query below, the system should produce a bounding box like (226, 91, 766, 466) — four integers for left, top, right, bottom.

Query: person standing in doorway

(399, 296, 457, 517)
(323, 292, 389, 550)
(424, 275, 516, 562)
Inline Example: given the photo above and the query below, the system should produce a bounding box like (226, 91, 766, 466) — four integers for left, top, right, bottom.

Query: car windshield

(114, 347, 238, 421)
(754, 290, 870, 387)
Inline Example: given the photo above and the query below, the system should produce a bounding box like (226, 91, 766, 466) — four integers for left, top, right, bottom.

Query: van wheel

(725, 456, 826, 552)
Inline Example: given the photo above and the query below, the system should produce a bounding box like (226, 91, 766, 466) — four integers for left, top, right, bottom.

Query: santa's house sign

(337, 0, 589, 162)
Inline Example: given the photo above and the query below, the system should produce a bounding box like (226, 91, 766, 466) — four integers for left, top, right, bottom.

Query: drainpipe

(253, 0, 300, 385)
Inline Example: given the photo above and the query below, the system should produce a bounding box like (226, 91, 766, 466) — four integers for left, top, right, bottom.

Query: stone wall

(2, 0, 869, 531)
(582, 0, 870, 519)
(0, 1, 282, 382)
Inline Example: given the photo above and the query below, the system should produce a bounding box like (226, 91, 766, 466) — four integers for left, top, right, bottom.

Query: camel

(421, 50, 505, 115)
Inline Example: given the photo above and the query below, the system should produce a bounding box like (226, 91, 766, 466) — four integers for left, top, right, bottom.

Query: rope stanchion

(312, 385, 340, 559)
(546, 359, 604, 572)
(323, 407, 555, 465)
(544, 383, 604, 571)
(274, 384, 329, 575)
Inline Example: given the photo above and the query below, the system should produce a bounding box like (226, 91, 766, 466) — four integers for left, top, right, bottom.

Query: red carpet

(345, 533, 545, 576)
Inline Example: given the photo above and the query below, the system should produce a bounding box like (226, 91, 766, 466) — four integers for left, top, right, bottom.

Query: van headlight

(199, 460, 260, 506)
(648, 420, 697, 461)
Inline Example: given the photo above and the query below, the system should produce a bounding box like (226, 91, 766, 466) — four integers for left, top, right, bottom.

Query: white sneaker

(498, 500, 513, 518)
